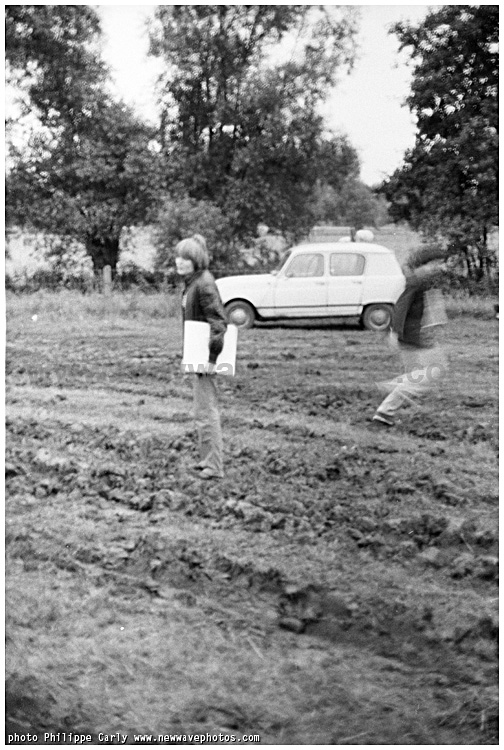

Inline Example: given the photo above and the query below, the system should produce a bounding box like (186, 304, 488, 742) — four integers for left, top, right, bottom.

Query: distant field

(371, 223, 422, 263)
(372, 224, 499, 266)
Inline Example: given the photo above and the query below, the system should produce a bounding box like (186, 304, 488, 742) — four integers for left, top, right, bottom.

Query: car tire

(225, 300, 256, 329)
(362, 304, 392, 331)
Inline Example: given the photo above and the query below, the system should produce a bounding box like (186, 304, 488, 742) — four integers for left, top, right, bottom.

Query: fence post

(103, 265, 112, 295)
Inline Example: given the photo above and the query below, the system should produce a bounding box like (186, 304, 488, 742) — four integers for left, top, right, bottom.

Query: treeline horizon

(5, 6, 498, 284)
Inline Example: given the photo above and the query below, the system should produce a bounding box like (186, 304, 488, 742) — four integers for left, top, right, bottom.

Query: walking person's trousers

(192, 373, 224, 477)
(377, 344, 448, 417)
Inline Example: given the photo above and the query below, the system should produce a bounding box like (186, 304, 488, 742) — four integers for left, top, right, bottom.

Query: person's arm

(392, 283, 416, 340)
(198, 276, 228, 364)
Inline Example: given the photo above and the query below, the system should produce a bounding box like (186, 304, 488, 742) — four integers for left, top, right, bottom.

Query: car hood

(216, 273, 275, 306)
(216, 273, 274, 287)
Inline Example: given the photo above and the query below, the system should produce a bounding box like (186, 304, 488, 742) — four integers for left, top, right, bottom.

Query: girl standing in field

(175, 235, 227, 479)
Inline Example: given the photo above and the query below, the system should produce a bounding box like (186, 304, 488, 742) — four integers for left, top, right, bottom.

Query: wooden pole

(103, 265, 112, 295)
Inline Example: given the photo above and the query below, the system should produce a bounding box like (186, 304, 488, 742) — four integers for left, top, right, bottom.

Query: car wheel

(362, 304, 392, 331)
(225, 300, 256, 329)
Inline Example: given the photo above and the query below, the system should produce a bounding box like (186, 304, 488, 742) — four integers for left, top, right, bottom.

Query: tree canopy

(6, 5, 388, 279)
(149, 5, 361, 241)
(6, 5, 165, 273)
(383, 5, 498, 277)
(6, 5, 107, 132)
(7, 99, 164, 272)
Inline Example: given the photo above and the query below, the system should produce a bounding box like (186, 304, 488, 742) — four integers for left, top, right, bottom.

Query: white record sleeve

(181, 321, 237, 376)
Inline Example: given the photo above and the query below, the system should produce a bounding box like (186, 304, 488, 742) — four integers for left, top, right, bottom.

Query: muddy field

(5, 302, 498, 745)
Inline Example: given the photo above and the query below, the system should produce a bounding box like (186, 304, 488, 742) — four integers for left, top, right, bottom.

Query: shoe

(372, 412, 395, 427)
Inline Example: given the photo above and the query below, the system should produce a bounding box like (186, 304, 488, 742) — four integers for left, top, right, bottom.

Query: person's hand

(387, 331, 399, 350)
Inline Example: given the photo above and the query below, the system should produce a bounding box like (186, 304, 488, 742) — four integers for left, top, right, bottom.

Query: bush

(113, 262, 169, 292)
(5, 235, 97, 293)
(435, 268, 499, 298)
(152, 196, 240, 272)
(5, 267, 95, 294)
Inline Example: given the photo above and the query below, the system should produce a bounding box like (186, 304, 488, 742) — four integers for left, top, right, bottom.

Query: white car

(216, 242, 406, 331)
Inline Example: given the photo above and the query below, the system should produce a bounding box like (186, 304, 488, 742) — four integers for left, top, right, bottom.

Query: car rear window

(285, 253, 324, 277)
(330, 253, 365, 276)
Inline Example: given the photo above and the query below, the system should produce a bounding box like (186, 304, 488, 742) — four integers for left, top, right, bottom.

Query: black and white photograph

(5, 3, 498, 745)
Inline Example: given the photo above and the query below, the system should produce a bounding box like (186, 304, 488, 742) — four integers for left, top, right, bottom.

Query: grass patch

(6, 288, 497, 327)
(445, 294, 497, 318)
(6, 289, 180, 324)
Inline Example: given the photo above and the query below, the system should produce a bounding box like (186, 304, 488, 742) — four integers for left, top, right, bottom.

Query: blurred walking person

(372, 249, 448, 426)
(175, 235, 227, 479)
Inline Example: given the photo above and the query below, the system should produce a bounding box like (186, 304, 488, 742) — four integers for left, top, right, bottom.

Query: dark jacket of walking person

(175, 235, 227, 479)
(373, 249, 448, 427)
(392, 273, 437, 350)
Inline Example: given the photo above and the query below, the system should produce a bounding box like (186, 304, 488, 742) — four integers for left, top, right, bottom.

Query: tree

(383, 6, 498, 278)
(6, 5, 107, 133)
(6, 5, 165, 274)
(308, 136, 391, 232)
(152, 197, 234, 275)
(312, 179, 390, 229)
(149, 5, 358, 241)
(7, 100, 164, 273)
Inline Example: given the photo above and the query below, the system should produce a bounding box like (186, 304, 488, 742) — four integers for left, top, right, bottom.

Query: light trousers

(377, 344, 448, 417)
(192, 374, 224, 476)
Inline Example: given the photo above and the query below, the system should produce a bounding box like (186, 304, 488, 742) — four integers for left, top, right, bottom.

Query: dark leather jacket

(182, 270, 227, 363)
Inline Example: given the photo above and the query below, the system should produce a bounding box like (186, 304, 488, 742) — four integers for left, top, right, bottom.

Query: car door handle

(314, 280, 326, 285)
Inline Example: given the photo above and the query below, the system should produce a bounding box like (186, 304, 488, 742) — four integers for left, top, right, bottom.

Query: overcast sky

(97, 3, 435, 185)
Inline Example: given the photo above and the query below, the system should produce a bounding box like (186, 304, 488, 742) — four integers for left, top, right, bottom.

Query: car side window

(330, 253, 365, 276)
(285, 253, 324, 277)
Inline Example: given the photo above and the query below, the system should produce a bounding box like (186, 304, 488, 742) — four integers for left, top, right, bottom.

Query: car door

(326, 252, 365, 315)
(273, 252, 327, 317)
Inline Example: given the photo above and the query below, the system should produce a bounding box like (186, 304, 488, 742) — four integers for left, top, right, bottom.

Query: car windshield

(274, 249, 292, 272)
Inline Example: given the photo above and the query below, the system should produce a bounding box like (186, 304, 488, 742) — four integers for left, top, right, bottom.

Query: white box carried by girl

(182, 321, 237, 376)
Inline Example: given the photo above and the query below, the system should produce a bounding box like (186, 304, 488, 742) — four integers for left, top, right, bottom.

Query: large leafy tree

(6, 5, 164, 273)
(7, 100, 163, 272)
(383, 5, 498, 278)
(6, 4, 106, 131)
(149, 5, 358, 241)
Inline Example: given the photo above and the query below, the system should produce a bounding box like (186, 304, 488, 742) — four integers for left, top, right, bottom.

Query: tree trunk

(477, 226, 496, 278)
(86, 236, 120, 277)
(464, 247, 475, 279)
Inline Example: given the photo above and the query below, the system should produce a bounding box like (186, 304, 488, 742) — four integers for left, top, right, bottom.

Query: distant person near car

(175, 235, 227, 479)
(372, 248, 448, 427)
